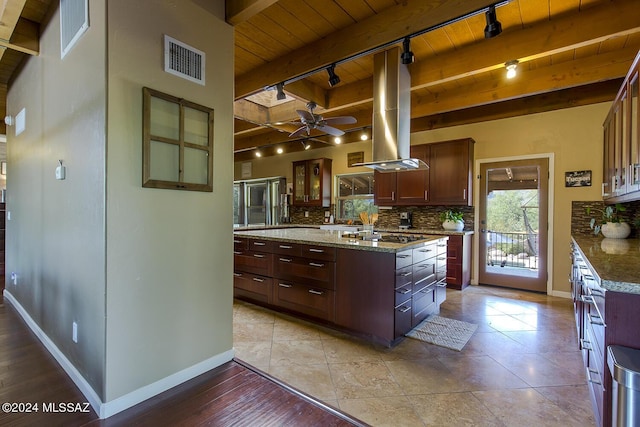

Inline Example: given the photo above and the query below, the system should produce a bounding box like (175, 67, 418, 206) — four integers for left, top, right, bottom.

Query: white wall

(105, 0, 234, 405)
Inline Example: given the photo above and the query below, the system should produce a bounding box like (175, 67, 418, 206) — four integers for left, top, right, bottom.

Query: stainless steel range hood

(353, 46, 428, 172)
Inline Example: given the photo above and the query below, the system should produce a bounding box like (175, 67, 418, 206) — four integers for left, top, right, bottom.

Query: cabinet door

(293, 161, 308, 204)
(373, 170, 397, 205)
(396, 144, 430, 205)
(428, 139, 474, 205)
(628, 70, 639, 194)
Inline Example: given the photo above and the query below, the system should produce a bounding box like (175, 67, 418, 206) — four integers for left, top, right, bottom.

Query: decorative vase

(601, 222, 631, 239)
(442, 219, 464, 231)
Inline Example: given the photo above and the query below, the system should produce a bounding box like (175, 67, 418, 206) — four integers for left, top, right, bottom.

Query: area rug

(406, 315, 478, 351)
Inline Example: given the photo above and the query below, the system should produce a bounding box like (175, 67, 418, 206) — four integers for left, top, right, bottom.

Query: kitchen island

(233, 228, 449, 346)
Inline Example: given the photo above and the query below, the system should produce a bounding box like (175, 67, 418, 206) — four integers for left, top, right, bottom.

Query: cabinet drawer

(435, 240, 447, 255)
(395, 265, 413, 288)
(274, 256, 335, 289)
(413, 259, 436, 289)
(395, 249, 413, 269)
(233, 237, 248, 251)
(395, 282, 412, 306)
(274, 281, 335, 321)
(301, 244, 336, 261)
(435, 280, 447, 305)
(436, 255, 447, 282)
(234, 250, 273, 276)
(413, 244, 437, 263)
(412, 284, 436, 327)
(582, 327, 604, 424)
(272, 242, 302, 257)
(394, 301, 412, 338)
(249, 239, 273, 252)
(233, 271, 272, 304)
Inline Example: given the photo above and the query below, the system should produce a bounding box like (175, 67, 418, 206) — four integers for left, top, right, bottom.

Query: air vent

(164, 35, 205, 85)
(60, 0, 89, 58)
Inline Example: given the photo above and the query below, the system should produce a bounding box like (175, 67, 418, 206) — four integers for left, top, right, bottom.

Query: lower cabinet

(446, 234, 471, 290)
(233, 272, 272, 304)
(273, 281, 335, 321)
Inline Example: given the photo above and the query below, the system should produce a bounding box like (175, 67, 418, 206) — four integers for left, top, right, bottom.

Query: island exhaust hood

(353, 46, 428, 172)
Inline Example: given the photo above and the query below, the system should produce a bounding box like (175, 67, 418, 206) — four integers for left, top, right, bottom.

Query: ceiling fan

(289, 101, 356, 137)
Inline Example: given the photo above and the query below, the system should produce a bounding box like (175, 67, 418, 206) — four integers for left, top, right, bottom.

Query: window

(142, 87, 214, 191)
(336, 173, 377, 221)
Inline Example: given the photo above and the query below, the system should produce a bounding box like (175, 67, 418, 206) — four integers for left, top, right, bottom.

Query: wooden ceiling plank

(411, 46, 638, 117)
(235, 0, 503, 98)
(226, 0, 279, 25)
(408, 0, 640, 91)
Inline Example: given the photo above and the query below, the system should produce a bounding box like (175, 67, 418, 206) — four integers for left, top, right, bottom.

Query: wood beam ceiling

(225, 0, 279, 25)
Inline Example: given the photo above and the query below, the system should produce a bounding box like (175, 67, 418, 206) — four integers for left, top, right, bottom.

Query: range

(341, 231, 429, 244)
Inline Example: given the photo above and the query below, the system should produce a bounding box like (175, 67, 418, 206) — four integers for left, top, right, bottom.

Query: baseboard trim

(3, 289, 235, 419)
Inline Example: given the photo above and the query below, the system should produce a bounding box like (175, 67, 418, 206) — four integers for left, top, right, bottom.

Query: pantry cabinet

(602, 51, 640, 202)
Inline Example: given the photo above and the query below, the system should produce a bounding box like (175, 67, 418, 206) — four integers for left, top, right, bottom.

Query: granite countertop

(572, 235, 640, 294)
(234, 224, 474, 236)
(234, 228, 448, 253)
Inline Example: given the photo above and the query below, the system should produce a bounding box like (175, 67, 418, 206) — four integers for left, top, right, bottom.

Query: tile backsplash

(571, 200, 640, 237)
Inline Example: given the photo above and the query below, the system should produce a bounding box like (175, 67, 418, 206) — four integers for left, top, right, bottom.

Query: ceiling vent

(60, 0, 89, 58)
(164, 35, 205, 85)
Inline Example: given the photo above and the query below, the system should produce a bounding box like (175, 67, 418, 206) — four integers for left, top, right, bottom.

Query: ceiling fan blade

(318, 125, 345, 136)
(289, 126, 308, 137)
(296, 110, 314, 122)
(323, 116, 357, 125)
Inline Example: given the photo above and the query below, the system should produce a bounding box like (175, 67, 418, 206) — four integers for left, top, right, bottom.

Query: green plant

(439, 209, 464, 223)
(586, 203, 626, 235)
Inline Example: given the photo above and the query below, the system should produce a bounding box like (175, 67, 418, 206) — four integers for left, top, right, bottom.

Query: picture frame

(565, 170, 591, 187)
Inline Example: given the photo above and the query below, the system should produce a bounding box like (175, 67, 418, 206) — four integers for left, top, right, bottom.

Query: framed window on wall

(142, 87, 214, 192)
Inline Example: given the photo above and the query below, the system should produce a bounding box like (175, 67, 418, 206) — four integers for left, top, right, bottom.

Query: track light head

(327, 64, 340, 87)
(400, 37, 415, 65)
(505, 60, 518, 79)
(275, 82, 286, 100)
(484, 5, 502, 39)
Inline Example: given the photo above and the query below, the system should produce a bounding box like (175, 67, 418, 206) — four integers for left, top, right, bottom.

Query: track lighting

(300, 141, 311, 150)
(255, 151, 262, 157)
(276, 147, 284, 154)
(484, 5, 502, 39)
(327, 64, 340, 87)
(400, 37, 414, 65)
(334, 137, 341, 144)
(505, 60, 518, 79)
(275, 82, 286, 100)
(360, 133, 368, 141)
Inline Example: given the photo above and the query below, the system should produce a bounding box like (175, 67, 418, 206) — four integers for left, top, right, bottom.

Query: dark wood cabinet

(601, 50, 640, 202)
(428, 138, 474, 206)
(374, 139, 473, 206)
(571, 238, 640, 427)
(446, 234, 471, 290)
(292, 158, 332, 207)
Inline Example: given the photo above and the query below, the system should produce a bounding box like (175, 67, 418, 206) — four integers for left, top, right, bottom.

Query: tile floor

(233, 285, 595, 427)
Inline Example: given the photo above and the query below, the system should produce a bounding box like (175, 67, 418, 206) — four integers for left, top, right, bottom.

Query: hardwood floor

(0, 302, 365, 427)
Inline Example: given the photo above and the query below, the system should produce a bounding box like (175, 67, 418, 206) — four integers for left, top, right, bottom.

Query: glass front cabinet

(292, 158, 332, 207)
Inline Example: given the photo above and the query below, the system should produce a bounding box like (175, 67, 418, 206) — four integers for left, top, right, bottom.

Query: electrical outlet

(304, 211, 309, 218)
(72, 322, 78, 343)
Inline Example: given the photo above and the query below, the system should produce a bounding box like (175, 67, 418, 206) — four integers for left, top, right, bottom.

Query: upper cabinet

(374, 138, 474, 207)
(602, 51, 640, 202)
(292, 158, 332, 207)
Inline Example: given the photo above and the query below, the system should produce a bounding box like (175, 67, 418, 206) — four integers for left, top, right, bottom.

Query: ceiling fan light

(327, 64, 340, 87)
(400, 37, 414, 65)
(275, 82, 286, 100)
(484, 5, 502, 39)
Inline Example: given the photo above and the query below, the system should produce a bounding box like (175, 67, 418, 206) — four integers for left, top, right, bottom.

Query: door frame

(473, 153, 555, 295)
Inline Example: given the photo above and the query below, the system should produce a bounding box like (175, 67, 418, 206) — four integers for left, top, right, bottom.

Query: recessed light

(334, 137, 341, 144)
(360, 133, 368, 141)
(276, 147, 284, 154)
(255, 151, 262, 157)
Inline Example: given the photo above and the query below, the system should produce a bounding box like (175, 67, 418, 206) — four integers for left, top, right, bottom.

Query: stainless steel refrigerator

(233, 177, 287, 227)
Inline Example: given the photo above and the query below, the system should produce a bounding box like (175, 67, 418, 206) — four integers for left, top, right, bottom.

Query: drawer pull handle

(418, 249, 433, 253)
(253, 254, 265, 258)
(436, 283, 447, 288)
(397, 254, 411, 259)
(588, 312, 605, 326)
(279, 245, 293, 249)
(253, 242, 266, 246)
(308, 289, 324, 295)
(420, 288, 434, 294)
(586, 367, 601, 385)
(398, 305, 411, 313)
(233, 273, 242, 277)
(279, 258, 292, 263)
(278, 283, 292, 288)
(437, 257, 446, 260)
(437, 244, 446, 247)
(401, 272, 412, 277)
(233, 251, 242, 255)
(308, 248, 324, 253)
(580, 295, 594, 305)
(252, 277, 265, 283)
(397, 288, 411, 295)
(580, 338, 592, 351)
(233, 240, 242, 244)
(309, 262, 324, 267)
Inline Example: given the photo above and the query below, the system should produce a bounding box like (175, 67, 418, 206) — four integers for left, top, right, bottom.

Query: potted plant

(439, 209, 464, 231)
(586, 203, 630, 239)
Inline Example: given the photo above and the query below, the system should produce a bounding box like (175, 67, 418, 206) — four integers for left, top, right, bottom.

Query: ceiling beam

(225, 0, 279, 25)
(411, 46, 637, 117)
(0, 0, 27, 40)
(0, 17, 38, 55)
(234, 0, 501, 99)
